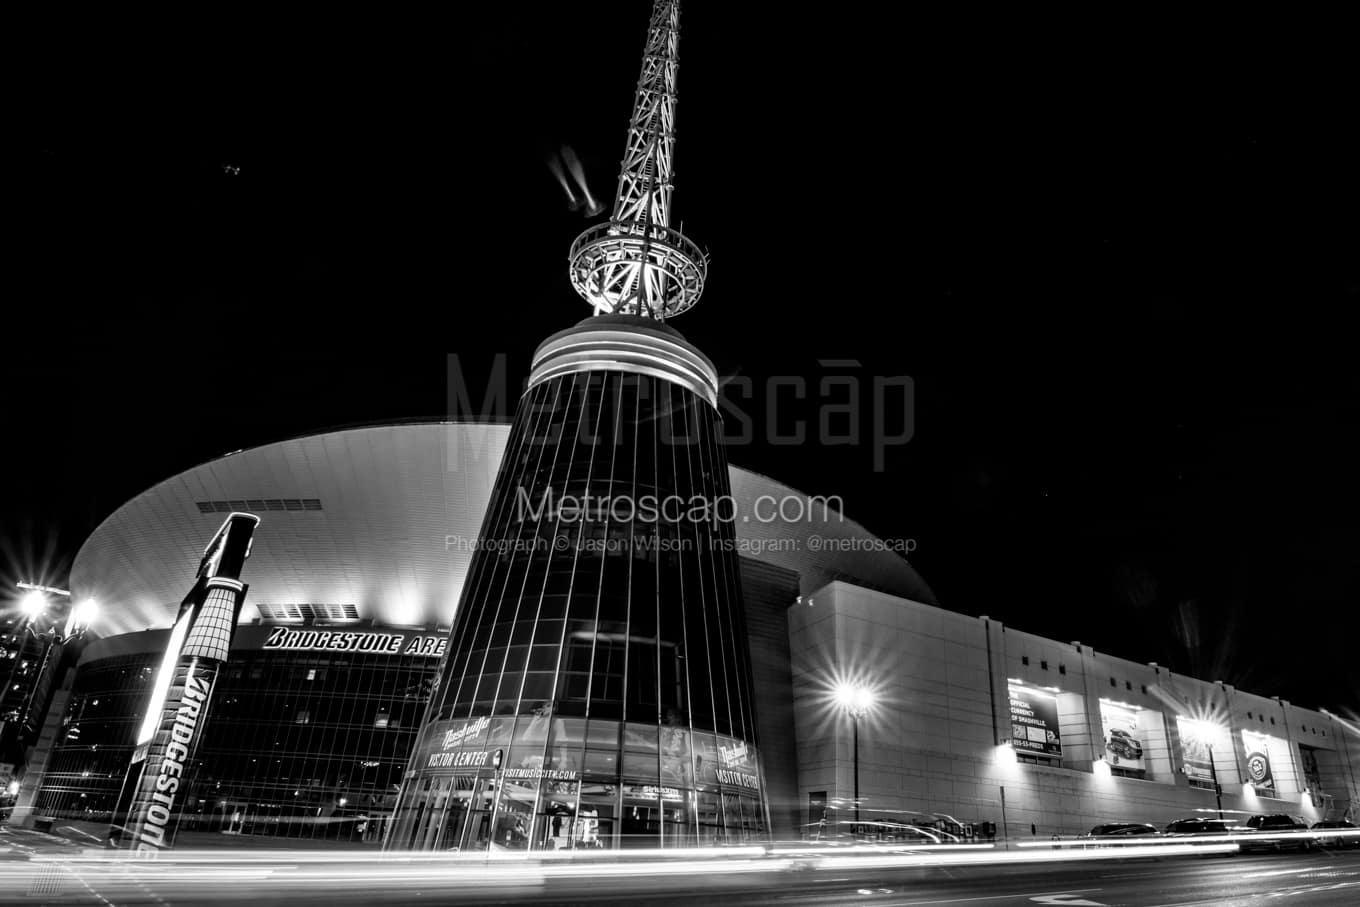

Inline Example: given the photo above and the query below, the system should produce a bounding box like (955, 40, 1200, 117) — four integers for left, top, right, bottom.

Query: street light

(3, 585, 97, 729)
(1179, 717, 1226, 821)
(3, 593, 48, 715)
(21, 597, 98, 727)
(19, 591, 47, 619)
(834, 683, 875, 835)
(1206, 742, 1224, 820)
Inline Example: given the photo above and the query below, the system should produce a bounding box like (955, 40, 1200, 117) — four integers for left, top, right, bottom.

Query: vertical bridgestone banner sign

(112, 513, 259, 853)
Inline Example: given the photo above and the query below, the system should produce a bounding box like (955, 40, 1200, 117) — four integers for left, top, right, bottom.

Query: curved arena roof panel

(71, 422, 934, 636)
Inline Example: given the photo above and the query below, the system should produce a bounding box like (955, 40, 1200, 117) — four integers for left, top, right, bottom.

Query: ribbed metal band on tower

(388, 0, 768, 851)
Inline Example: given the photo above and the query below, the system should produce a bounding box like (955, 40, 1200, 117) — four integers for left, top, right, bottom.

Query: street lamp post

(3, 587, 96, 733)
(852, 709, 861, 830)
(834, 684, 874, 838)
(1207, 742, 1224, 820)
(1, 591, 49, 719)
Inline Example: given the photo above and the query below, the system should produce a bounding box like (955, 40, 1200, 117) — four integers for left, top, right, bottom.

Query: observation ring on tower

(568, 220, 707, 319)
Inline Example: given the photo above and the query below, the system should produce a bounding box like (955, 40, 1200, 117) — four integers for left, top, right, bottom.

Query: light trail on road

(1, 833, 1358, 906)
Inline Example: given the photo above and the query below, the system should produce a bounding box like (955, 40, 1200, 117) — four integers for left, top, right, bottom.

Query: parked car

(1086, 823, 1160, 837)
(1311, 819, 1360, 849)
(1240, 814, 1314, 852)
(1164, 817, 1240, 837)
(1079, 823, 1159, 849)
(843, 819, 944, 846)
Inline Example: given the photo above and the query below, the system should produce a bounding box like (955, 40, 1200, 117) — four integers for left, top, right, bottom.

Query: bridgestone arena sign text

(263, 627, 447, 657)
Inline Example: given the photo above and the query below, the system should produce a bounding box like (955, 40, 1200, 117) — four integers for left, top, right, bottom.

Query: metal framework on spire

(568, 0, 706, 320)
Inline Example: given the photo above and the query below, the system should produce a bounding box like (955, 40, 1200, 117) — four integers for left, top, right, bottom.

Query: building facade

(14, 420, 920, 845)
(789, 582, 1359, 840)
(14, 422, 1358, 845)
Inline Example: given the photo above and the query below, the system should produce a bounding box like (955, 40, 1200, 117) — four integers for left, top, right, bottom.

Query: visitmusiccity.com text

(444, 534, 918, 557)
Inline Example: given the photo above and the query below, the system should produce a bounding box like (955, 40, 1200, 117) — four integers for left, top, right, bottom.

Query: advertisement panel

(659, 726, 693, 786)
(1008, 686, 1062, 758)
(716, 737, 760, 791)
(415, 717, 494, 772)
(1176, 718, 1219, 785)
(1242, 732, 1276, 796)
(693, 733, 720, 785)
(1098, 701, 1147, 772)
(113, 513, 258, 853)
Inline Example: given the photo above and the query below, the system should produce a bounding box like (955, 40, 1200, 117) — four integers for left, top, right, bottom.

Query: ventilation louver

(256, 603, 360, 622)
(196, 499, 322, 513)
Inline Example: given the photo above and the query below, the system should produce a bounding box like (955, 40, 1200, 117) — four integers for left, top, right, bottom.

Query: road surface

(3, 825, 1358, 905)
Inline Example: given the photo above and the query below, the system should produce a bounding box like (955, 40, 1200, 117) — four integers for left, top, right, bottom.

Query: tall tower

(567, 0, 705, 319)
(388, 1, 767, 851)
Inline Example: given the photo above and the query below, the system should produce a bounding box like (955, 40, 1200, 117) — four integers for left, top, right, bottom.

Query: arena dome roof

(71, 422, 934, 636)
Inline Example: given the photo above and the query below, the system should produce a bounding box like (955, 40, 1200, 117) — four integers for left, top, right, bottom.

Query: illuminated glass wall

(34, 647, 432, 843)
(390, 368, 766, 850)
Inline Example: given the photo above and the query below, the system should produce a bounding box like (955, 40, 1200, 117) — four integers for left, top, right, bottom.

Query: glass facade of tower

(388, 363, 767, 851)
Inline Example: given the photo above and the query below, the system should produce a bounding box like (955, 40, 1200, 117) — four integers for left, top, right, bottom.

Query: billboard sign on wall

(1008, 685, 1062, 758)
(1242, 732, 1276, 796)
(1099, 700, 1147, 772)
(1176, 718, 1220, 785)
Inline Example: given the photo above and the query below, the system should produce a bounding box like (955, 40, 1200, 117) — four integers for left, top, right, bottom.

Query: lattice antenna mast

(568, 0, 706, 321)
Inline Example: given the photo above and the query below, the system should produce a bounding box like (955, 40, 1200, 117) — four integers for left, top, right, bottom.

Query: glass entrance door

(433, 787, 470, 850)
(492, 777, 537, 850)
(575, 782, 617, 849)
(535, 780, 579, 852)
(460, 776, 498, 851)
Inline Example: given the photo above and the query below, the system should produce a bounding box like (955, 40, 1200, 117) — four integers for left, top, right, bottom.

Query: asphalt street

(2, 824, 1358, 906)
(714, 850, 1360, 907)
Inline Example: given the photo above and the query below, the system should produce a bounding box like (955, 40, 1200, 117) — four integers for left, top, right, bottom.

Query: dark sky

(7, 6, 1359, 712)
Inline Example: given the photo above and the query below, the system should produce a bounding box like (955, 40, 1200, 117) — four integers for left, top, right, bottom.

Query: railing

(568, 221, 705, 271)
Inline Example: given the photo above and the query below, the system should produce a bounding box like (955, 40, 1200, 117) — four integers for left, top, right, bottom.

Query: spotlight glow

(833, 683, 875, 717)
(19, 590, 46, 619)
(73, 598, 99, 627)
(65, 598, 99, 637)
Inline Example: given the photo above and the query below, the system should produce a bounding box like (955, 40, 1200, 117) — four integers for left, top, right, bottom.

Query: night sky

(7, 6, 1358, 712)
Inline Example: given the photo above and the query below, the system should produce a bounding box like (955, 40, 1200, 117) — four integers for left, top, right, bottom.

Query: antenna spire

(568, 0, 705, 321)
